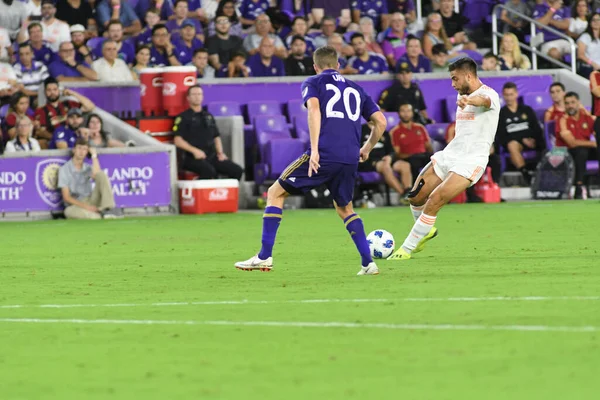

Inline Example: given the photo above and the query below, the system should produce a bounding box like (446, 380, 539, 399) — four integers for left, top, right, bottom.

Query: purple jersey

(239, 0, 270, 21)
(174, 38, 204, 65)
(165, 19, 203, 38)
(49, 125, 78, 149)
(28, 41, 55, 65)
(532, 4, 570, 42)
(347, 53, 388, 74)
(159, 0, 201, 19)
(396, 54, 431, 73)
(135, 28, 153, 47)
(351, 0, 388, 26)
(245, 54, 285, 77)
(387, 0, 415, 14)
(301, 69, 379, 164)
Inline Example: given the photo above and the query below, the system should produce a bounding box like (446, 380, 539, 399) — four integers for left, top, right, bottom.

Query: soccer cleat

(413, 227, 438, 254)
(387, 247, 412, 261)
(234, 255, 273, 272)
(357, 262, 380, 276)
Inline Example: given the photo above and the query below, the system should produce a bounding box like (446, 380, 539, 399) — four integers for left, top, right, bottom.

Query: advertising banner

(0, 152, 171, 212)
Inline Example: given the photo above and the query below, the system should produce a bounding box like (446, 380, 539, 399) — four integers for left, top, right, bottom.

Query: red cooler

(162, 66, 197, 116)
(473, 167, 501, 203)
(178, 179, 239, 214)
(139, 67, 164, 116)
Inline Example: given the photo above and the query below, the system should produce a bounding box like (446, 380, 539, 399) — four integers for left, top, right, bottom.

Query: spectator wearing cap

(243, 14, 287, 59)
(92, 40, 136, 82)
(190, 48, 215, 79)
(19, 22, 55, 66)
(166, 1, 204, 42)
(4, 115, 41, 153)
(238, 0, 270, 27)
(173, 20, 204, 65)
(34, 78, 95, 146)
(49, 107, 86, 149)
(13, 43, 50, 101)
(149, 24, 181, 67)
(379, 12, 408, 69)
(70, 24, 94, 66)
(379, 65, 433, 124)
(92, 20, 136, 65)
(206, 14, 244, 72)
(17, 0, 70, 53)
(58, 138, 123, 220)
(55, 0, 96, 33)
(285, 17, 316, 56)
(347, 33, 388, 75)
(245, 37, 285, 77)
(351, 0, 389, 31)
(285, 36, 315, 76)
(395, 36, 432, 73)
(431, 43, 449, 72)
(0, 0, 29, 40)
(97, 0, 141, 36)
(49, 41, 98, 81)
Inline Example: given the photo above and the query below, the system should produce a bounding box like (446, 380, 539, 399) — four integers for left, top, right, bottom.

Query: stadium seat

(207, 101, 242, 117)
(247, 101, 282, 124)
(534, 108, 546, 124)
(426, 123, 448, 152)
(544, 120, 556, 150)
(293, 116, 310, 149)
(383, 112, 400, 129)
(287, 99, 307, 123)
(254, 114, 292, 159)
(445, 95, 457, 122)
(523, 92, 553, 110)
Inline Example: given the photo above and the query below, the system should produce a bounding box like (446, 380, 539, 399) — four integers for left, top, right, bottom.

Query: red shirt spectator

(390, 121, 430, 155)
(557, 112, 595, 147)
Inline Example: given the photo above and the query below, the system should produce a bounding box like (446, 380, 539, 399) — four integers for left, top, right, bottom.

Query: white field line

(0, 296, 599, 310)
(0, 318, 598, 333)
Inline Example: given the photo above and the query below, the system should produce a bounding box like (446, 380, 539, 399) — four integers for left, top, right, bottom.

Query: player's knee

(427, 190, 449, 209)
(378, 161, 392, 174)
(267, 183, 286, 202)
(506, 141, 521, 153)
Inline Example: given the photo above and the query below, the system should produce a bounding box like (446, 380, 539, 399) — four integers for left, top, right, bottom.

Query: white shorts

(430, 151, 486, 187)
(540, 39, 571, 56)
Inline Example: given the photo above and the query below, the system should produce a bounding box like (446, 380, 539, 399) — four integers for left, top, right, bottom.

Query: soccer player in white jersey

(388, 57, 501, 260)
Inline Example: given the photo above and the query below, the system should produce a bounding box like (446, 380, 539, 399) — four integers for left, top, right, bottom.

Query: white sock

(402, 213, 437, 253)
(410, 204, 424, 222)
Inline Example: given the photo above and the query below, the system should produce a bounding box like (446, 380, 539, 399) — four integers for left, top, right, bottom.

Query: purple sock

(344, 214, 373, 267)
(258, 206, 282, 259)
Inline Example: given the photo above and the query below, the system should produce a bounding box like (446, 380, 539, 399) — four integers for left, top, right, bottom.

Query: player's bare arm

(559, 119, 597, 148)
(306, 97, 321, 176)
(360, 111, 387, 162)
(458, 94, 491, 109)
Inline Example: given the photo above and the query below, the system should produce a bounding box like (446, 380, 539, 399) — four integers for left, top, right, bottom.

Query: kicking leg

(235, 181, 288, 271)
(335, 201, 379, 276)
(407, 161, 443, 221)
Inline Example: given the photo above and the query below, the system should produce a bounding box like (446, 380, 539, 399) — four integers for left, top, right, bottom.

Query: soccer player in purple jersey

(235, 46, 387, 276)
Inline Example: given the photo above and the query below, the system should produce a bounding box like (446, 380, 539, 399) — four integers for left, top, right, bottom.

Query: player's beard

(458, 83, 470, 95)
(47, 94, 60, 103)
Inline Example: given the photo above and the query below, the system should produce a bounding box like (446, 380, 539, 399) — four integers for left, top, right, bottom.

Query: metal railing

(492, 4, 577, 73)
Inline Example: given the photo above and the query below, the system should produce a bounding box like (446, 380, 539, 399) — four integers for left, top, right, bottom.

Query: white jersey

(443, 83, 501, 163)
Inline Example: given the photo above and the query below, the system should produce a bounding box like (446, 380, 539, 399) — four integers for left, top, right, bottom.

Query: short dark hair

(431, 43, 447, 56)
(230, 51, 247, 61)
(565, 91, 579, 100)
(27, 22, 42, 33)
(313, 46, 338, 69)
(152, 24, 168, 36)
(44, 77, 59, 89)
(174, 0, 187, 6)
(74, 137, 89, 148)
(406, 34, 420, 46)
(550, 82, 566, 92)
(290, 35, 306, 45)
(107, 19, 123, 30)
(398, 102, 413, 111)
(483, 52, 498, 61)
(146, 7, 160, 15)
(187, 85, 202, 96)
(350, 32, 365, 43)
(503, 82, 517, 91)
(18, 42, 32, 52)
(321, 16, 336, 24)
(448, 57, 478, 75)
(193, 48, 208, 57)
(292, 16, 307, 25)
(136, 44, 150, 54)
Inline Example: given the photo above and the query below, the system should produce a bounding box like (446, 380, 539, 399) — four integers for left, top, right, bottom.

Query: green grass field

(1, 201, 599, 399)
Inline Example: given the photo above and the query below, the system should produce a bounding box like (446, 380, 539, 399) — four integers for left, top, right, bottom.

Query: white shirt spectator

(0, 0, 29, 39)
(243, 33, 285, 53)
(570, 18, 588, 38)
(203, 0, 220, 20)
(4, 137, 42, 153)
(20, 19, 71, 52)
(0, 27, 10, 62)
(0, 62, 18, 91)
(25, 0, 42, 17)
(92, 58, 135, 82)
(578, 33, 600, 64)
(14, 60, 50, 92)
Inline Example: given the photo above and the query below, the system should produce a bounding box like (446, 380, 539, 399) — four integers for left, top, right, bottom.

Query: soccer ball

(367, 230, 395, 259)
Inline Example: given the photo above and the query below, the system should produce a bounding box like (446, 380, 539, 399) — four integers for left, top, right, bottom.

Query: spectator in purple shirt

(135, 7, 160, 47)
(23, 22, 54, 66)
(174, 20, 204, 65)
(161, 0, 203, 22)
(217, 51, 252, 78)
(380, 12, 408, 69)
(239, 0, 270, 27)
(245, 37, 285, 77)
(92, 21, 136, 65)
(395, 35, 432, 73)
(49, 42, 98, 82)
(165, 1, 204, 42)
(533, 0, 572, 60)
(386, 0, 416, 25)
(347, 33, 389, 74)
(311, 0, 352, 28)
(149, 24, 181, 67)
(351, 0, 389, 31)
